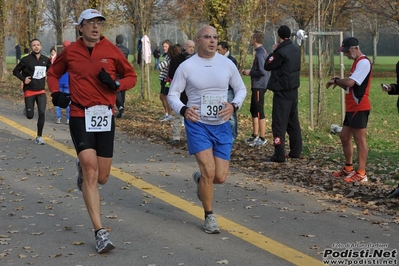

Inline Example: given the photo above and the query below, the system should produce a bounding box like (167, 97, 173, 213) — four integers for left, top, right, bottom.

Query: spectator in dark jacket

(264, 25, 302, 163)
(381, 62, 399, 198)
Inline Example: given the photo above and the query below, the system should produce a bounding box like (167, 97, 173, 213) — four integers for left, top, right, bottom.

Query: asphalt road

(0, 97, 398, 266)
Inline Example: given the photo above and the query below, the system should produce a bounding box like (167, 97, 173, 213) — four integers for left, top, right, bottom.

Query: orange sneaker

(344, 172, 368, 183)
(333, 167, 355, 178)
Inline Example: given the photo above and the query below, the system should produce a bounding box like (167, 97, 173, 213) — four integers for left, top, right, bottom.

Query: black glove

(99, 68, 117, 91)
(51, 92, 70, 108)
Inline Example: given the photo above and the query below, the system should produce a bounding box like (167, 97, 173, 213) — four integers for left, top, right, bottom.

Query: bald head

(196, 25, 216, 39)
(195, 25, 218, 58)
(184, 40, 195, 55)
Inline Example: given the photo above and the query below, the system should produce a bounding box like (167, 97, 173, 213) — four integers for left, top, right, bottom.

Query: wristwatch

(115, 80, 121, 89)
(231, 103, 239, 112)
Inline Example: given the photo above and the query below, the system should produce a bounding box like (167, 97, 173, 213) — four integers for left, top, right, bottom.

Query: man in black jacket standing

(264, 25, 302, 162)
(13, 38, 51, 145)
(381, 63, 399, 198)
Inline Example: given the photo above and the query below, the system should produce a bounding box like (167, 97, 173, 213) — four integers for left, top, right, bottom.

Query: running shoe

(35, 136, 45, 145)
(192, 171, 201, 201)
(56, 118, 61, 124)
(66, 119, 69, 125)
(95, 229, 115, 253)
(76, 158, 83, 191)
(388, 186, 399, 198)
(332, 167, 355, 178)
(245, 134, 258, 143)
(330, 124, 342, 134)
(203, 214, 220, 234)
(344, 172, 368, 183)
(249, 137, 267, 147)
(160, 115, 173, 122)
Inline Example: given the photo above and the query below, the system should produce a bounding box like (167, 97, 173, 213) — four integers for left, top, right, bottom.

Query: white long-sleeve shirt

(167, 53, 247, 125)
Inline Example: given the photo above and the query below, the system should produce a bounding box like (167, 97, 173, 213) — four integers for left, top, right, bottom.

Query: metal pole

(340, 32, 345, 123)
(309, 33, 314, 129)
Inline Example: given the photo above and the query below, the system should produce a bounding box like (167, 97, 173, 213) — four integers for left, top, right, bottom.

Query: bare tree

(44, 0, 74, 46)
(0, 0, 7, 79)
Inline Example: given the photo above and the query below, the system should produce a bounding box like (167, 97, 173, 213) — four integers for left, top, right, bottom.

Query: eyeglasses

(83, 20, 104, 26)
(200, 34, 218, 40)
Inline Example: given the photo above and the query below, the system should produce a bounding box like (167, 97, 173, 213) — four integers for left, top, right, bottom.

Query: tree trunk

(0, 0, 6, 80)
(372, 32, 378, 65)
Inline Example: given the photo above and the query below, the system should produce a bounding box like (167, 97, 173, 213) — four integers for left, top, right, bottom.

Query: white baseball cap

(75, 9, 106, 25)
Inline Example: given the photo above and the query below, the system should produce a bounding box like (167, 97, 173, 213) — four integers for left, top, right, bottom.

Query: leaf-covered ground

(116, 101, 399, 219)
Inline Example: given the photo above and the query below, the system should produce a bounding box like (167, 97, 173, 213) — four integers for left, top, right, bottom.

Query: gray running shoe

(95, 229, 115, 253)
(160, 115, 173, 122)
(249, 137, 267, 147)
(76, 158, 83, 191)
(330, 124, 342, 134)
(245, 135, 258, 143)
(203, 214, 220, 234)
(35, 136, 45, 145)
(192, 171, 201, 201)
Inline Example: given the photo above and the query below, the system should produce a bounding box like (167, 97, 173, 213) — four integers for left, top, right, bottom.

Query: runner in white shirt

(168, 25, 247, 234)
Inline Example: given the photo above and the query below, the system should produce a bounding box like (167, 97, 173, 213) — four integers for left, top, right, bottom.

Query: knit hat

(116, 35, 124, 44)
(277, 25, 291, 39)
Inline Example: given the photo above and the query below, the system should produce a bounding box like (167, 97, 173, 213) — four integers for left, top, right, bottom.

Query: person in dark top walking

(168, 40, 195, 145)
(217, 41, 239, 143)
(115, 34, 129, 118)
(13, 38, 51, 145)
(153, 45, 161, 70)
(264, 25, 302, 163)
(15, 44, 21, 64)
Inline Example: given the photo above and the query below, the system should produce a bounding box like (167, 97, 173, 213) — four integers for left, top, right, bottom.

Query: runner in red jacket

(47, 8, 137, 254)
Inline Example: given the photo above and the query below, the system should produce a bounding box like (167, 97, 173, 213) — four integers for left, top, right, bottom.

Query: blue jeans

(56, 84, 70, 120)
(154, 57, 160, 70)
(228, 89, 237, 143)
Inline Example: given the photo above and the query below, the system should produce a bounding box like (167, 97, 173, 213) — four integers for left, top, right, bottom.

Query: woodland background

(1, 0, 399, 78)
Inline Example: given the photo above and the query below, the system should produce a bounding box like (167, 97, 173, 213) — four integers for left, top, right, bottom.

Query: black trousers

(25, 93, 46, 136)
(271, 90, 302, 161)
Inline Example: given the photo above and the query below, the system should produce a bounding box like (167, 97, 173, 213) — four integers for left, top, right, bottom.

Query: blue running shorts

(184, 119, 232, 160)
